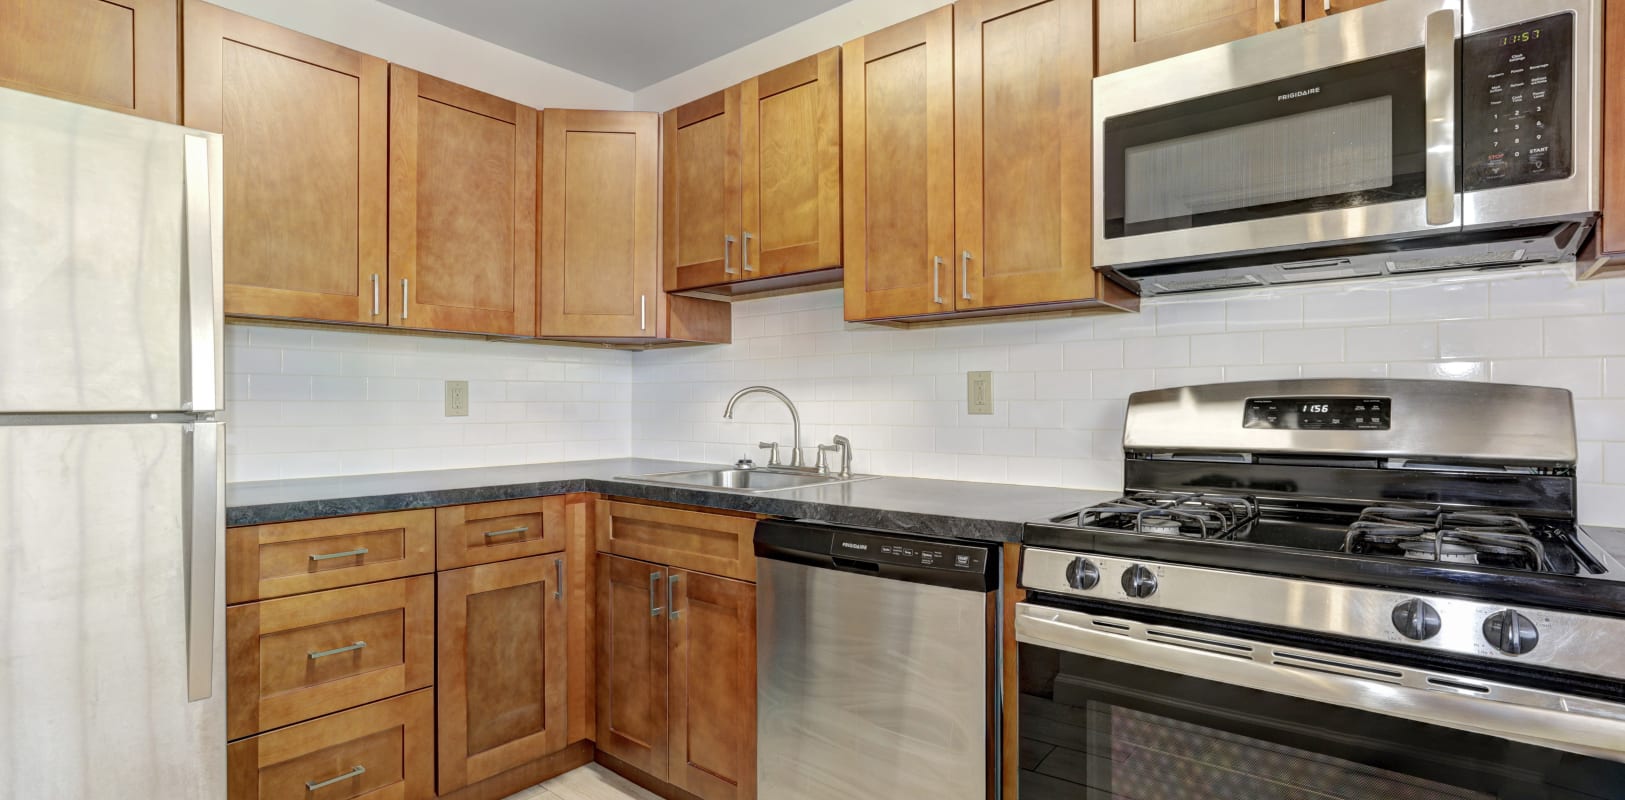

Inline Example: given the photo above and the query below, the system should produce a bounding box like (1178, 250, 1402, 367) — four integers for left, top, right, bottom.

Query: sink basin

(618, 467, 876, 494)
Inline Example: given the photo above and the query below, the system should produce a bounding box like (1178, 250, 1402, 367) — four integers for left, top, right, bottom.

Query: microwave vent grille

(1386, 248, 1529, 274)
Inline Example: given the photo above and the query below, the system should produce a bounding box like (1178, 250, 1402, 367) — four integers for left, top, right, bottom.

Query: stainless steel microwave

(1094, 0, 1601, 295)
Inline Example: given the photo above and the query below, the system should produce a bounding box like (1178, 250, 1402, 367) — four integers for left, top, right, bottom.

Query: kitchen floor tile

(533, 764, 660, 800)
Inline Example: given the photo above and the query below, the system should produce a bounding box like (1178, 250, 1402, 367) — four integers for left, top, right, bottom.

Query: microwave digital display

(1462, 13, 1574, 190)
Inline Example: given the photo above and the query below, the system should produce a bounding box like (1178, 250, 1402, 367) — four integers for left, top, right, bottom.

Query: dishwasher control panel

(830, 531, 990, 572)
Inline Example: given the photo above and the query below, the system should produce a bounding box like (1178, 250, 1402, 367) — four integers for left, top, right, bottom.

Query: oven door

(1016, 603, 1625, 799)
(1094, 0, 1461, 270)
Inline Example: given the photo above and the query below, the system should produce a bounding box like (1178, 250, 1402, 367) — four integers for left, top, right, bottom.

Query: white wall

(631, 266, 1625, 528)
(206, 0, 632, 110)
(632, 0, 944, 110)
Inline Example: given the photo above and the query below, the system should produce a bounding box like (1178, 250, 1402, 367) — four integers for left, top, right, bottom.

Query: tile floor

(502, 763, 660, 800)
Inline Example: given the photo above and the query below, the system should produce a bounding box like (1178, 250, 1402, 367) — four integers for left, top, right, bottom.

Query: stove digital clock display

(1244, 397, 1390, 430)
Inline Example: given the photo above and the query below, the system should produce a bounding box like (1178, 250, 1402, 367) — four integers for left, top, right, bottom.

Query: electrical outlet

(444, 380, 469, 417)
(967, 371, 993, 415)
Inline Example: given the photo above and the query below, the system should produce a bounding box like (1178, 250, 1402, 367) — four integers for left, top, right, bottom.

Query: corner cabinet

(0, 0, 178, 122)
(184, 0, 388, 325)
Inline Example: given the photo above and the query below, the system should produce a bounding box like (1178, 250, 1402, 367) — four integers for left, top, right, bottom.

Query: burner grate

(1343, 506, 1549, 571)
(1072, 491, 1259, 540)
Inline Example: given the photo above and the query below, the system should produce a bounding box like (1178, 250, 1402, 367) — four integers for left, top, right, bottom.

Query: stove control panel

(1243, 397, 1390, 430)
(1462, 13, 1574, 191)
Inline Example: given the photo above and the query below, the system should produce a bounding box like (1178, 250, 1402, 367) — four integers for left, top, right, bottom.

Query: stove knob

(1391, 599, 1442, 641)
(1121, 565, 1158, 598)
(1065, 558, 1100, 590)
(1483, 610, 1539, 656)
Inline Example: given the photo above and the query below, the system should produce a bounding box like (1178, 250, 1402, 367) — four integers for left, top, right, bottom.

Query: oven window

(1019, 644, 1625, 799)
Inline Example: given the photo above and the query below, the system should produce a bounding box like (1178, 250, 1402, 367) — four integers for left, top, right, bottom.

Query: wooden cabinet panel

(955, 0, 1096, 310)
(842, 6, 957, 321)
(538, 109, 661, 338)
(184, 1, 387, 324)
(1593, 0, 1625, 271)
(390, 66, 537, 336)
(1303, 0, 1385, 20)
(227, 577, 434, 740)
(436, 496, 565, 570)
(667, 570, 756, 800)
(741, 48, 842, 280)
(663, 88, 743, 291)
(227, 688, 435, 800)
(227, 510, 436, 604)
(595, 554, 669, 780)
(597, 500, 758, 582)
(437, 555, 568, 794)
(0, 0, 177, 122)
(563, 494, 598, 745)
(1095, 0, 1294, 76)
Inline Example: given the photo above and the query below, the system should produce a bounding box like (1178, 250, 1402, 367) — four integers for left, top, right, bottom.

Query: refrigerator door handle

(183, 422, 222, 702)
(182, 133, 222, 413)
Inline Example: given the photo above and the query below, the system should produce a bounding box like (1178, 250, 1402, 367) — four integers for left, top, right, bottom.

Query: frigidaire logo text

(839, 542, 868, 551)
(1278, 87, 1321, 101)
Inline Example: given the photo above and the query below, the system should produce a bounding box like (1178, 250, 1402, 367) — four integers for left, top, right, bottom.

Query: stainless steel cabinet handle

(650, 571, 663, 616)
(182, 134, 220, 413)
(932, 256, 945, 304)
(371, 274, 379, 316)
(640, 295, 647, 331)
(742, 231, 754, 273)
(1272, 0, 1283, 25)
(554, 558, 564, 602)
(482, 526, 527, 539)
(1423, 8, 1457, 225)
(1324, 0, 1332, 12)
(724, 234, 737, 275)
(309, 547, 368, 561)
(668, 574, 680, 619)
(401, 278, 409, 319)
(306, 765, 366, 792)
(308, 641, 367, 660)
(183, 422, 221, 702)
(960, 250, 972, 301)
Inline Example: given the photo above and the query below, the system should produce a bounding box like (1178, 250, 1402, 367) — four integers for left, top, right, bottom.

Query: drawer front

(597, 500, 758, 582)
(228, 688, 434, 800)
(228, 577, 434, 740)
(228, 510, 436, 603)
(436, 496, 565, 570)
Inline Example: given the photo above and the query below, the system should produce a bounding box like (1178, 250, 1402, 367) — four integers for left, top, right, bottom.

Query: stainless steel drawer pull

(724, 234, 737, 275)
(554, 558, 564, 601)
(650, 571, 663, 616)
(960, 250, 972, 300)
(306, 765, 365, 792)
(482, 526, 528, 539)
(668, 574, 680, 620)
(742, 231, 755, 273)
(1272, 0, 1283, 25)
(371, 274, 379, 316)
(308, 641, 367, 660)
(401, 278, 409, 319)
(309, 547, 368, 562)
(932, 256, 945, 304)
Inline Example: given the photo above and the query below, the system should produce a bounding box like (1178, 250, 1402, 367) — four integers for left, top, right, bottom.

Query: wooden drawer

(597, 500, 758, 582)
(228, 688, 434, 800)
(227, 576, 434, 740)
(228, 510, 436, 604)
(436, 496, 565, 570)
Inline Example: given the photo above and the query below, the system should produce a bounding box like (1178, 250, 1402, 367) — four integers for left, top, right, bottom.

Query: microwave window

(1124, 96, 1394, 225)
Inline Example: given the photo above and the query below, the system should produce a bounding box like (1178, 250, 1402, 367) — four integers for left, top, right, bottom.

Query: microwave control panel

(1461, 13, 1574, 191)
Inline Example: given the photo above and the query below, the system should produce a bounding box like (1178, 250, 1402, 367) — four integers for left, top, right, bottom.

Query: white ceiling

(376, 0, 850, 91)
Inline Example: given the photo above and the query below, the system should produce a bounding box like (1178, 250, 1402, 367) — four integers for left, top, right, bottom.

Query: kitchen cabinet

(226, 509, 436, 604)
(184, 0, 389, 325)
(227, 688, 435, 800)
(663, 87, 743, 291)
(390, 66, 538, 337)
(1096, 0, 1297, 75)
(1584, 1, 1625, 279)
(1303, 0, 1385, 20)
(595, 553, 670, 779)
(0, 0, 178, 122)
(597, 499, 759, 582)
(436, 496, 565, 570)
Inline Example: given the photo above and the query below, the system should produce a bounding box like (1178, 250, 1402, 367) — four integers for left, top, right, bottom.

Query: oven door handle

(1015, 602, 1625, 762)
(1423, 7, 1457, 226)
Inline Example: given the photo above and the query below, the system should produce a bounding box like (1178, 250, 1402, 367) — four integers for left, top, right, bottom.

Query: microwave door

(1093, 0, 1463, 269)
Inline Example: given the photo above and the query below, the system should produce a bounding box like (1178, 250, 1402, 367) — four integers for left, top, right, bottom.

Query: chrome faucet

(723, 385, 805, 468)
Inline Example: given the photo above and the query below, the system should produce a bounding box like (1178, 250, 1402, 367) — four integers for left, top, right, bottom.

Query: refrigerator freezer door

(0, 88, 222, 414)
(0, 421, 225, 799)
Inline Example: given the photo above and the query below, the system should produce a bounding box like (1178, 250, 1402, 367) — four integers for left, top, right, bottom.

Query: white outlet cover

(445, 380, 469, 417)
(967, 371, 993, 415)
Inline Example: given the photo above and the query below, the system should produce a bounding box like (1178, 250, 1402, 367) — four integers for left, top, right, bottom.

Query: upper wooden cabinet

(0, 0, 178, 122)
(1303, 0, 1385, 20)
(184, 1, 388, 325)
(664, 87, 743, 291)
(390, 66, 538, 337)
(1585, 0, 1625, 278)
(1096, 0, 1297, 75)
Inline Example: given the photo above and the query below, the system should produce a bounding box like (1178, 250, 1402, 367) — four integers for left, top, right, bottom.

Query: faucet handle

(815, 442, 842, 474)
(757, 441, 781, 466)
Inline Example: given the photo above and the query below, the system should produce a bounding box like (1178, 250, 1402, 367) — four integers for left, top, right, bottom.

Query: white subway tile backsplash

(1124, 336, 1190, 368)
(1490, 358, 1603, 398)
(1263, 328, 1343, 364)
(1437, 318, 1543, 359)
(1304, 288, 1389, 327)
(1063, 340, 1125, 370)
(1190, 332, 1263, 366)
(1490, 272, 1605, 318)
(1543, 315, 1625, 357)
(1344, 324, 1437, 362)
(1225, 295, 1303, 331)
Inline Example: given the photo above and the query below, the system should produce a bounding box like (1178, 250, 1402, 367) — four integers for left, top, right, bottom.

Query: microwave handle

(1423, 8, 1456, 225)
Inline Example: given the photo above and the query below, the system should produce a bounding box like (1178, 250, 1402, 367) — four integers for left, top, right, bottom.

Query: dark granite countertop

(226, 458, 1119, 543)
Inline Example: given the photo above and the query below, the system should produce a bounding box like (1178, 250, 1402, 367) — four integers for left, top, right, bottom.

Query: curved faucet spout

(723, 385, 804, 467)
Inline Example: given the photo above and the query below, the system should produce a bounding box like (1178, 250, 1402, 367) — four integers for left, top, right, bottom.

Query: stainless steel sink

(618, 466, 876, 494)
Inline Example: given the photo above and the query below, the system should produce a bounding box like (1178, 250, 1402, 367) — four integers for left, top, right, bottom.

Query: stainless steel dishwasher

(755, 519, 1001, 799)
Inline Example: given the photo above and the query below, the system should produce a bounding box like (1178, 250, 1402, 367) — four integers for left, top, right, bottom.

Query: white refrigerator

(0, 87, 226, 798)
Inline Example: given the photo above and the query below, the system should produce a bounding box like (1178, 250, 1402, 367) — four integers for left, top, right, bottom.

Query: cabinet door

(667, 570, 756, 800)
(664, 88, 743, 291)
(842, 6, 956, 321)
(0, 0, 177, 122)
(538, 109, 661, 338)
(389, 66, 537, 336)
(1597, 0, 1625, 259)
(955, 0, 1095, 310)
(596, 554, 669, 780)
(1303, 0, 1385, 20)
(184, 1, 387, 324)
(226, 689, 435, 800)
(741, 48, 842, 281)
(437, 555, 568, 794)
(436, 496, 565, 571)
(1095, 0, 1297, 76)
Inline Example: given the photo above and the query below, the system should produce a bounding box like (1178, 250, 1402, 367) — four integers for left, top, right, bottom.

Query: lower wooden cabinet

(227, 688, 435, 800)
(595, 553, 669, 779)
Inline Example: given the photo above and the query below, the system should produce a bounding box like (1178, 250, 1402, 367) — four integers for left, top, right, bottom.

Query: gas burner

(1344, 505, 1549, 572)
(1070, 491, 1258, 540)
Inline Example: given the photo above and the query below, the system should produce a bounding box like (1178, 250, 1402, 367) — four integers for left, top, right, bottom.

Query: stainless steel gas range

(1016, 379, 1625, 798)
